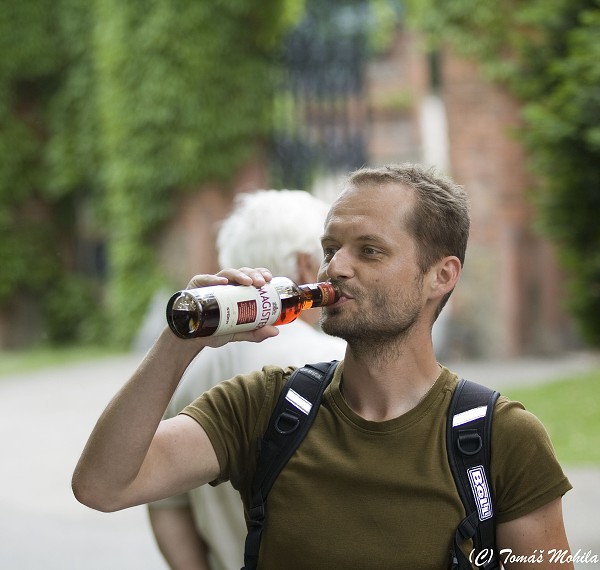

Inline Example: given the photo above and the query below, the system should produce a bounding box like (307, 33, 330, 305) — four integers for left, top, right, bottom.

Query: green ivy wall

(0, 0, 301, 346)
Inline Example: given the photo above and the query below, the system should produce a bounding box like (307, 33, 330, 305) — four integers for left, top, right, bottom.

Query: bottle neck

(298, 282, 339, 308)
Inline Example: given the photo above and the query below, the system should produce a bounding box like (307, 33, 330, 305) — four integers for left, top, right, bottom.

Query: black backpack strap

(242, 360, 339, 570)
(447, 379, 500, 570)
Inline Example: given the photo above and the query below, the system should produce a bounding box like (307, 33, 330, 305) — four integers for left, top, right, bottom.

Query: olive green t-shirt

(182, 362, 571, 570)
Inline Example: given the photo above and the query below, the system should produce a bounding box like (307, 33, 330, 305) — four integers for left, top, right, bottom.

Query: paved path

(0, 351, 598, 569)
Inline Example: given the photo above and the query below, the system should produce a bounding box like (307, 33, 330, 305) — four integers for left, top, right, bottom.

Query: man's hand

(180, 266, 280, 348)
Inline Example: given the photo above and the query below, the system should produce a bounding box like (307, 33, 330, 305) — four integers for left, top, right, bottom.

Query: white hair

(216, 190, 329, 281)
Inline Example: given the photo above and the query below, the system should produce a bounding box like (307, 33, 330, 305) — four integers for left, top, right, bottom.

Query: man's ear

(429, 256, 461, 299)
(296, 252, 319, 284)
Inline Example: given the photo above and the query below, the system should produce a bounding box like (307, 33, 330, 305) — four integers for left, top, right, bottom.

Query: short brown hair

(348, 163, 470, 317)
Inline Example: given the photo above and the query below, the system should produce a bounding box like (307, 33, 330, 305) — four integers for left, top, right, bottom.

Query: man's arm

(496, 498, 573, 569)
(72, 268, 278, 512)
(72, 328, 221, 511)
(148, 503, 211, 570)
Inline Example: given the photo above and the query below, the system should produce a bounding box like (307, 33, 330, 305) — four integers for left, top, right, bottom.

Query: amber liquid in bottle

(166, 278, 338, 339)
(168, 292, 220, 338)
(274, 282, 338, 325)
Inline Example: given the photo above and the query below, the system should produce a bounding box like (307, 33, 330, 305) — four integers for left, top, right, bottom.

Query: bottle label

(318, 283, 336, 305)
(214, 282, 281, 335)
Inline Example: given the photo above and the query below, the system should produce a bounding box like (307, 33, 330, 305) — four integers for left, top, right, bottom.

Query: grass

(504, 368, 600, 466)
(0, 345, 123, 378)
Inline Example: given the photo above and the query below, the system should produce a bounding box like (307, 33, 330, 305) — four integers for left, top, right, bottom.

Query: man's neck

(340, 334, 441, 422)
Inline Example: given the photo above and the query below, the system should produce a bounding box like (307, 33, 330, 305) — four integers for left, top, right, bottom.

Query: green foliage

(3, 0, 400, 347)
(407, 0, 600, 346)
(43, 272, 104, 345)
(91, 0, 299, 345)
(506, 368, 600, 465)
(368, 0, 404, 54)
(1, 0, 302, 347)
(1, 3, 63, 341)
(521, 7, 600, 344)
(0, 1, 108, 346)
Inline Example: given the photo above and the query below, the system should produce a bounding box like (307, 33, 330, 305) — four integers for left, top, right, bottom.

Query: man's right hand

(179, 266, 280, 349)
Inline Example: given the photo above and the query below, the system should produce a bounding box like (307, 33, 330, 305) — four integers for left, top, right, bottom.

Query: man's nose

(324, 249, 354, 280)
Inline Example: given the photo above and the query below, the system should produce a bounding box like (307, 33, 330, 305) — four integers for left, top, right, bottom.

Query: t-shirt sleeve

(165, 346, 238, 420)
(179, 365, 291, 496)
(491, 397, 572, 524)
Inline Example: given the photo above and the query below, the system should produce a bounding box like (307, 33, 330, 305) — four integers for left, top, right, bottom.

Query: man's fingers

(216, 267, 273, 287)
(184, 267, 273, 290)
(185, 274, 229, 289)
(204, 325, 280, 349)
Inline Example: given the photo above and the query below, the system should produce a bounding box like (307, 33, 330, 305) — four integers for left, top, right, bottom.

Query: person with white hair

(147, 189, 346, 570)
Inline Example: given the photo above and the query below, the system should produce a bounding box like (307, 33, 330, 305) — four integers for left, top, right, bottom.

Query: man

(73, 164, 573, 569)
(147, 190, 346, 570)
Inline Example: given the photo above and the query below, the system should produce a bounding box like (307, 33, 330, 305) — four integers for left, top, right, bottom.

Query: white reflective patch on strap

(285, 388, 312, 415)
(452, 405, 488, 427)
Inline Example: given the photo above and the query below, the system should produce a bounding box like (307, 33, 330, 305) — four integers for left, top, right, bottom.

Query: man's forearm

(149, 504, 211, 570)
(72, 269, 279, 513)
(72, 327, 202, 511)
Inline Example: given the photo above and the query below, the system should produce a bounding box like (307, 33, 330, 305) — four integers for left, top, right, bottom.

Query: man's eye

(323, 248, 336, 259)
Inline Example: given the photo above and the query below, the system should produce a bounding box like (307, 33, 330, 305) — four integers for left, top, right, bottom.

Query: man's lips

(331, 291, 354, 308)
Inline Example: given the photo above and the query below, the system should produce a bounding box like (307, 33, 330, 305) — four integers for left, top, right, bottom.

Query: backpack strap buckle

(274, 411, 301, 435)
(457, 430, 483, 456)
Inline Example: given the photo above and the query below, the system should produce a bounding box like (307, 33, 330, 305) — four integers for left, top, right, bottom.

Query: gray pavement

(0, 351, 599, 569)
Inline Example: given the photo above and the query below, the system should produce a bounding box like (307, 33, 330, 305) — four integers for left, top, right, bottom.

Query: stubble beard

(320, 285, 422, 362)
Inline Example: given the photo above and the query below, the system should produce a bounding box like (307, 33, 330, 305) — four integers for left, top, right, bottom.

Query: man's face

(318, 182, 426, 347)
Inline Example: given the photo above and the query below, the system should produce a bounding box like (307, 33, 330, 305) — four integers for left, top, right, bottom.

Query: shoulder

(180, 365, 296, 489)
(181, 365, 295, 439)
(489, 396, 572, 523)
(492, 396, 555, 454)
(188, 365, 292, 409)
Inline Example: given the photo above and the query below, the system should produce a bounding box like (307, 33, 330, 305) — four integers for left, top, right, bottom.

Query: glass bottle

(166, 276, 339, 339)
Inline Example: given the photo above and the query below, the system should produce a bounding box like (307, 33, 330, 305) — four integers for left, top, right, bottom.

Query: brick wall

(158, 155, 269, 287)
(364, 30, 575, 357)
(431, 47, 574, 357)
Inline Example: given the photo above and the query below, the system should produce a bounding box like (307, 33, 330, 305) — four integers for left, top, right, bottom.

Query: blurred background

(1, 0, 599, 359)
(1, 0, 599, 568)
